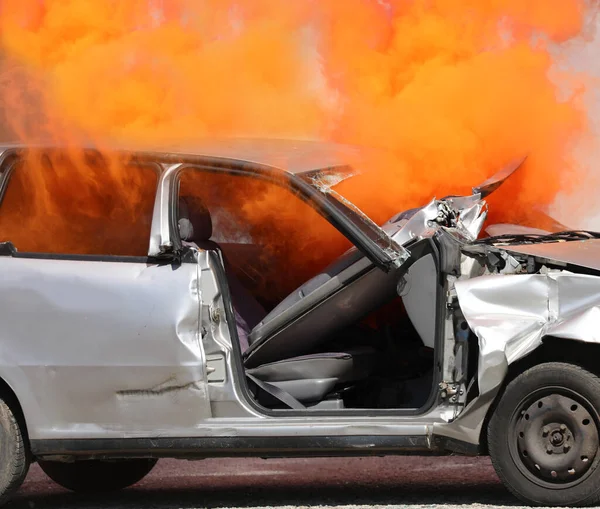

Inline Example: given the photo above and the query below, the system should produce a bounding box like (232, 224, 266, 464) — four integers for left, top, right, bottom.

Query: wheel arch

(479, 336, 600, 455)
(0, 377, 30, 454)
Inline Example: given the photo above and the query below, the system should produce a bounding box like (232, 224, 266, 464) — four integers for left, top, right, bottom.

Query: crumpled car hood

(499, 239, 600, 272)
(381, 157, 527, 247)
(453, 233, 600, 409)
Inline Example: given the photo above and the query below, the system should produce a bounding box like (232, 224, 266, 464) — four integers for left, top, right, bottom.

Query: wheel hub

(514, 392, 599, 484)
(551, 431, 564, 446)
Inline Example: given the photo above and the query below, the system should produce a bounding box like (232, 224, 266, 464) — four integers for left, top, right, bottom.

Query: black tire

(488, 362, 600, 506)
(38, 458, 157, 494)
(0, 396, 29, 506)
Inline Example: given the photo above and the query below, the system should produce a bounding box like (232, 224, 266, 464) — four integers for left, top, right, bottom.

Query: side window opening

(0, 151, 158, 257)
(178, 168, 350, 310)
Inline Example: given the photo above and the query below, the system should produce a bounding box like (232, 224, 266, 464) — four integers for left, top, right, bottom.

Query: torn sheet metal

(385, 199, 440, 245)
(455, 200, 487, 239)
(381, 157, 521, 247)
(471, 156, 526, 198)
(384, 195, 488, 247)
(455, 271, 600, 396)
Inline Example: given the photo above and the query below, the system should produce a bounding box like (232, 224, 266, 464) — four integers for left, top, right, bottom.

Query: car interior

(178, 171, 438, 412)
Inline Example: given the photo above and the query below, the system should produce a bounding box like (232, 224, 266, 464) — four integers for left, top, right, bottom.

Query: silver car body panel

(0, 255, 209, 439)
(456, 270, 600, 392)
(436, 239, 600, 445)
(0, 248, 458, 441)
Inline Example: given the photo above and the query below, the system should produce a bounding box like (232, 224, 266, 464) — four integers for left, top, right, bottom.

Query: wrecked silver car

(0, 139, 599, 506)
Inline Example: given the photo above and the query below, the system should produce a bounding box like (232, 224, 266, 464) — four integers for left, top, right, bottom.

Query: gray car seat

(178, 196, 377, 406)
(243, 246, 403, 368)
(247, 347, 376, 406)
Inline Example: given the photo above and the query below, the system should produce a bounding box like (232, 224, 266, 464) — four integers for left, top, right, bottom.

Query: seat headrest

(178, 196, 212, 242)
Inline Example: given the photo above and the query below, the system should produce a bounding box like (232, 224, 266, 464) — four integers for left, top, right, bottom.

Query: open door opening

(241, 243, 439, 412)
(176, 167, 439, 414)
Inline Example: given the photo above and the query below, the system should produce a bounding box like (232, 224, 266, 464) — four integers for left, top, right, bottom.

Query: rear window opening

(0, 151, 158, 257)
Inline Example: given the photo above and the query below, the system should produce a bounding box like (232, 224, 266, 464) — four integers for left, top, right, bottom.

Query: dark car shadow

(10, 458, 520, 508)
(10, 485, 519, 509)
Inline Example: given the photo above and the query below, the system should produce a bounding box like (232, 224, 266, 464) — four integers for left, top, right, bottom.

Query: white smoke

(551, 13, 600, 229)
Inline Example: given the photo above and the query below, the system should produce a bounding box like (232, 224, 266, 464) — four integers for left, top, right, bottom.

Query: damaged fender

(455, 271, 600, 396)
(436, 270, 600, 447)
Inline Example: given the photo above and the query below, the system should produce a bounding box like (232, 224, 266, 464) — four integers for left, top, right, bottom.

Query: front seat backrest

(179, 196, 213, 243)
(178, 195, 266, 352)
(178, 199, 194, 241)
(244, 247, 401, 368)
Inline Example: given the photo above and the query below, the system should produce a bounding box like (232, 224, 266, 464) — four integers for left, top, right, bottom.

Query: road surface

(11, 456, 524, 508)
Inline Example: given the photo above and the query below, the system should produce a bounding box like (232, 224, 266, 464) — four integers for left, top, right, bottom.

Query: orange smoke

(0, 149, 158, 256)
(0, 0, 594, 297)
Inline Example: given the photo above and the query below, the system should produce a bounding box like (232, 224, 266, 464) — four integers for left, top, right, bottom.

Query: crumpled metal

(388, 195, 488, 246)
(456, 201, 487, 240)
(455, 270, 600, 396)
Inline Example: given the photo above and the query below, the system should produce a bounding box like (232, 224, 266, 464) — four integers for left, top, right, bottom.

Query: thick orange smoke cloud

(0, 0, 595, 297)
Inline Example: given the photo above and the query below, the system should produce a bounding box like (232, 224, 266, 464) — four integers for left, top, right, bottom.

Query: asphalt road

(8, 456, 531, 509)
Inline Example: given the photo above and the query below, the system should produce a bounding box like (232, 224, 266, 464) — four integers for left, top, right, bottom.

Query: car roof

(0, 137, 367, 176)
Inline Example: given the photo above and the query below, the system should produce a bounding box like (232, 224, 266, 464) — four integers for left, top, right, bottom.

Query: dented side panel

(435, 270, 600, 445)
(0, 256, 211, 439)
(456, 271, 600, 396)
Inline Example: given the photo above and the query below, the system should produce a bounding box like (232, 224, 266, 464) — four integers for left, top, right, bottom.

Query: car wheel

(38, 458, 157, 493)
(0, 397, 29, 506)
(488, 362, 600, 506)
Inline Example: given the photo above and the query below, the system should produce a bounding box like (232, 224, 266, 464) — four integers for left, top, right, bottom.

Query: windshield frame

(299, 167, 409, 269)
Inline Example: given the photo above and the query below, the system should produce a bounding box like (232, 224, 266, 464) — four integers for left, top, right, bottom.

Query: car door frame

(148, 159, 409, 271)
(149, 160, 458, 417)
